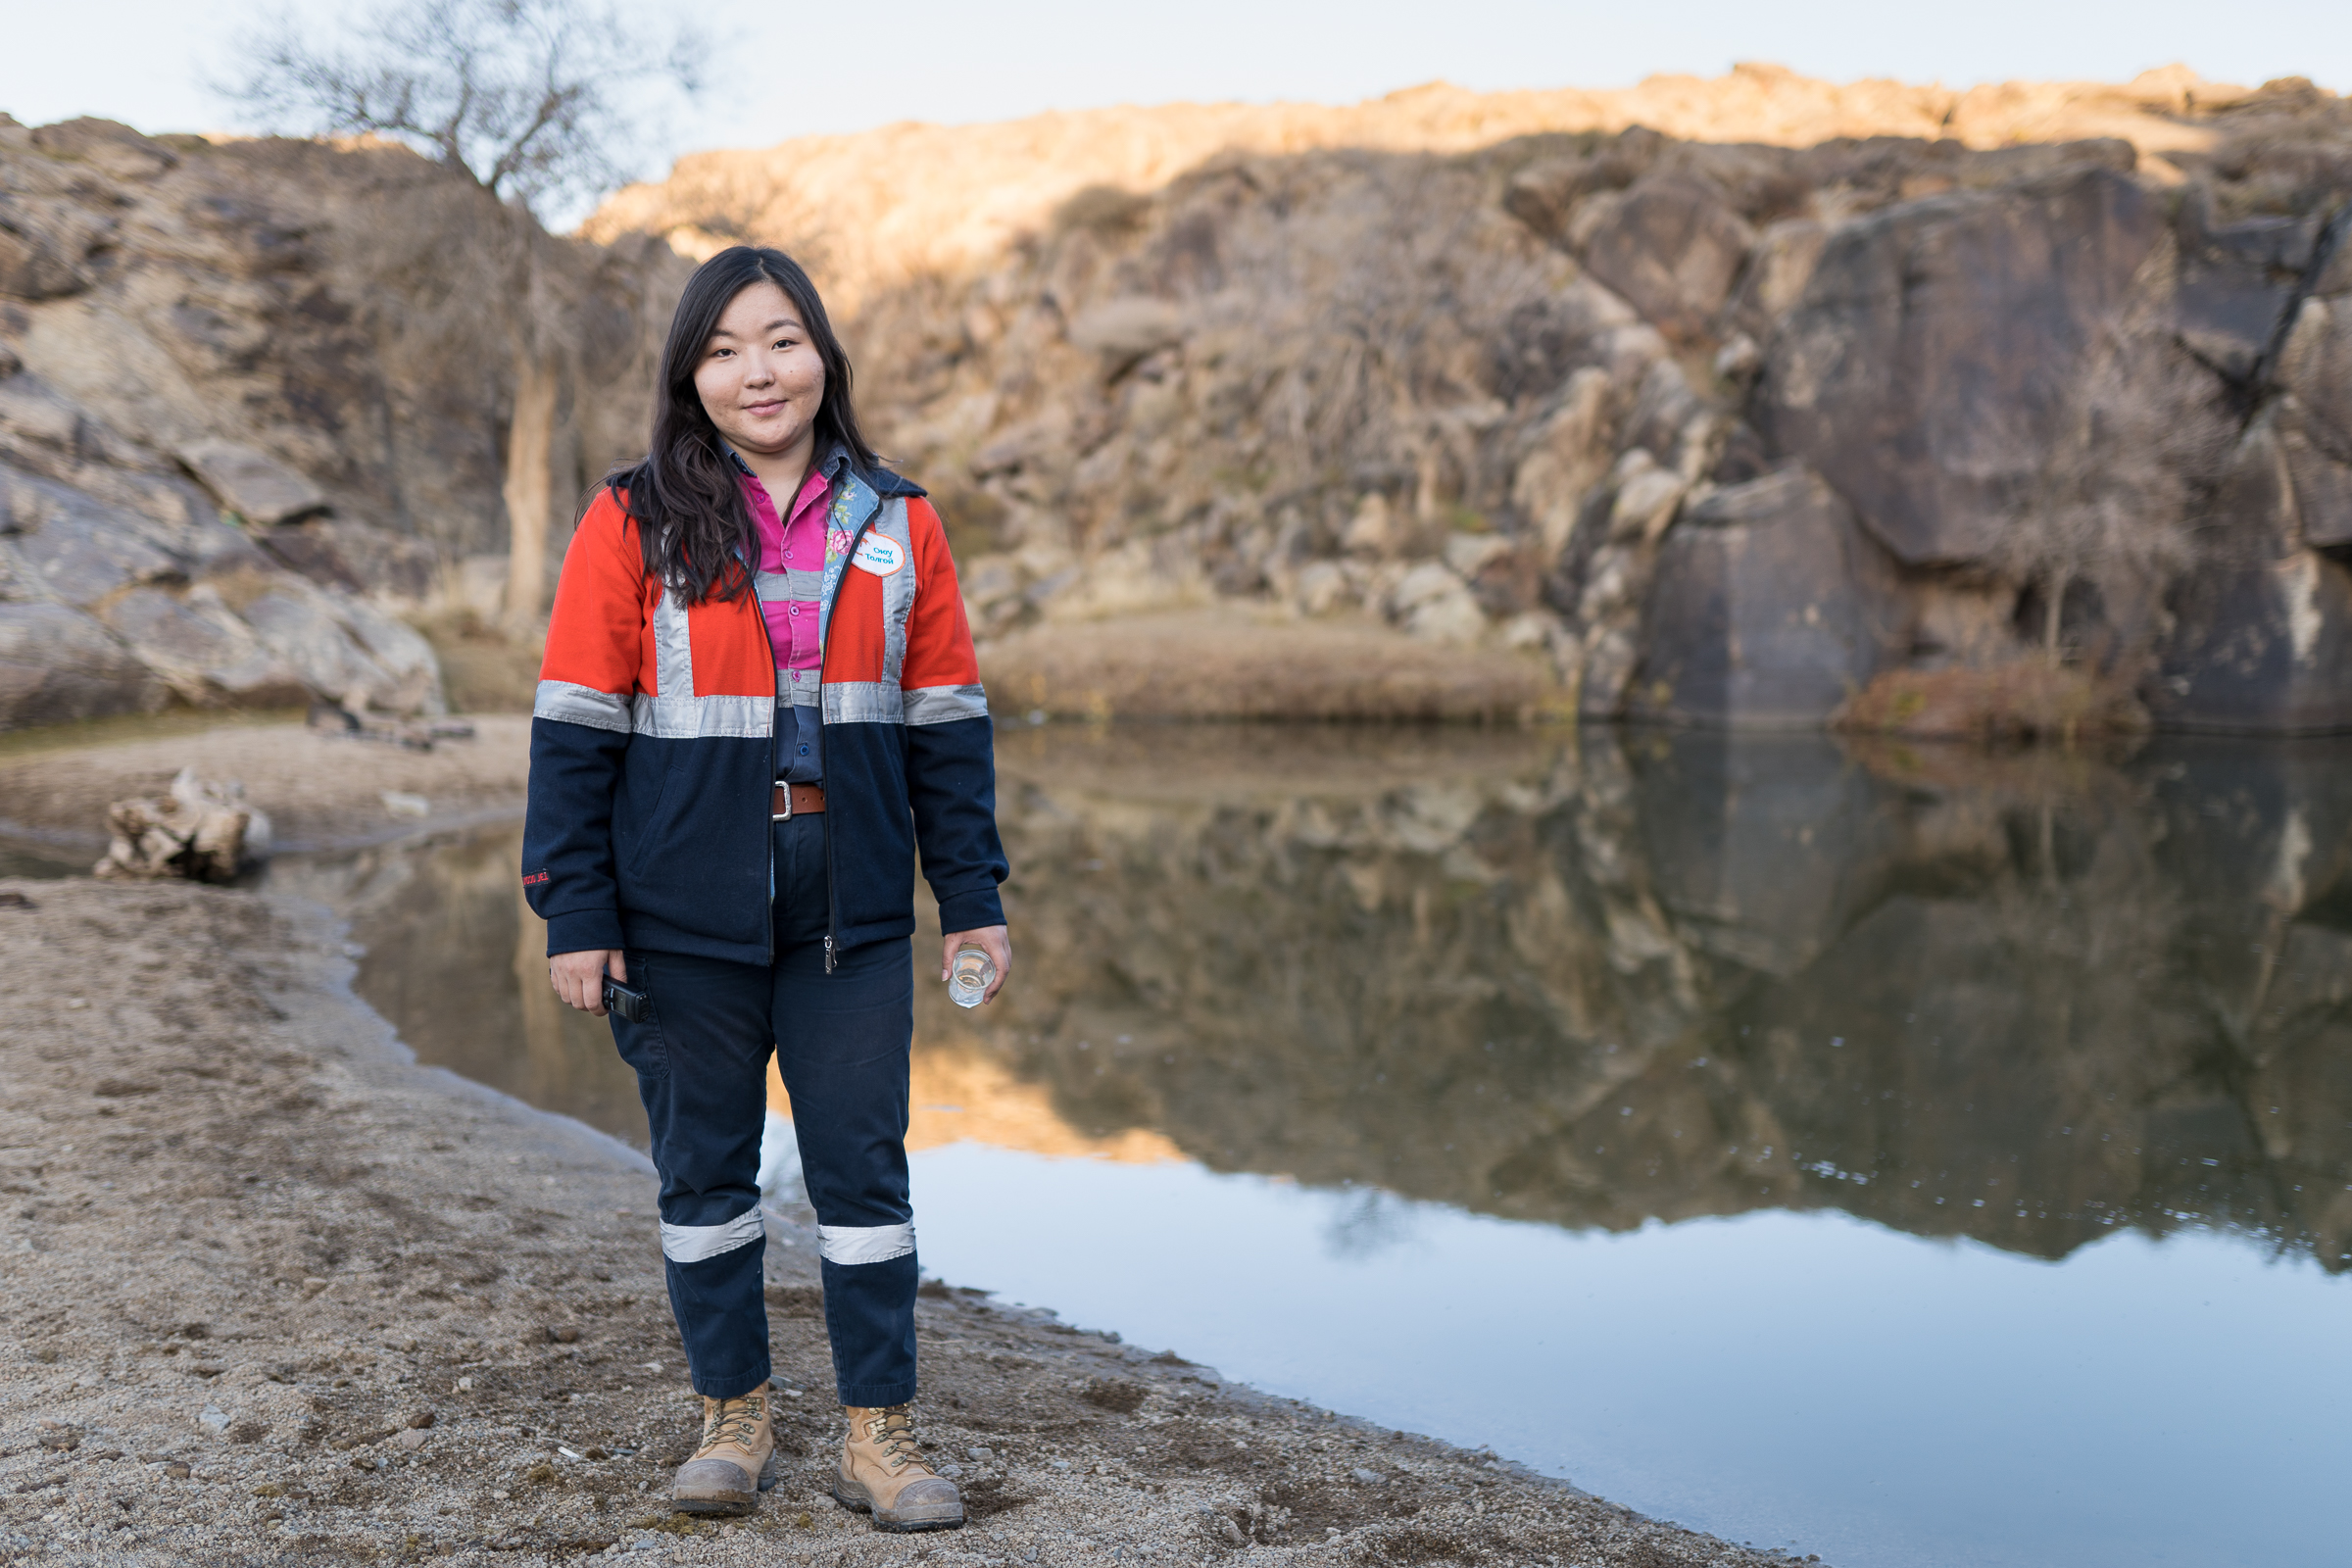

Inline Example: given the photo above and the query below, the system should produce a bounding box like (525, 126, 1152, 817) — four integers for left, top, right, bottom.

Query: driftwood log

(93, 768, 272, 884)
(306, 700, 476, 752)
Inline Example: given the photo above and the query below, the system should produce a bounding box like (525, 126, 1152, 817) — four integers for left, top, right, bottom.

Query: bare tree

(223, 0, 701, 629)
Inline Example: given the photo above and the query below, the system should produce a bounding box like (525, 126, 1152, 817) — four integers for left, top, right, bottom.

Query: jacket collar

(720, 439, 926, 503)
(862, 463, 925, 499)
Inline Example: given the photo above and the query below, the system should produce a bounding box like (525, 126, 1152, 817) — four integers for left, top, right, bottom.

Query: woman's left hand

(940, 924, 1011, 1004)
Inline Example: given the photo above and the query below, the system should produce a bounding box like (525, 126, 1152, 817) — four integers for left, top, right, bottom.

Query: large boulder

(98, 586, 308, 707)
(2275, 294, 2352, 549)
(0, 466, 185, 607)
(0, 192, 111, 302)
(1755, 167, 2165, 566)
(2172, 198, 2329, 382)
(1624, 467, 1906, 728)
(0, 601, 166, 726)
(259, 517, 441, 600)
(2150, 549, 2352, 732)
(26, 118, 178, 181)
(0, 423, 446, 726)
(1573, 173, 1755, 345)
(176, 439, 330, 527)
(238, 579, 442, 714)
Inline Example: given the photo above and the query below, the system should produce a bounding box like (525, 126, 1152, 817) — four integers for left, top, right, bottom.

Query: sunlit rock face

(595, 69, 2352, 729)
(0, 115, 685, 725)
(13, 71, 2352, 729)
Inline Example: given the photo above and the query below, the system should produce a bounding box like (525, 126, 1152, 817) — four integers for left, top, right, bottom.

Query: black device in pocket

(602, 975, 652, 1023)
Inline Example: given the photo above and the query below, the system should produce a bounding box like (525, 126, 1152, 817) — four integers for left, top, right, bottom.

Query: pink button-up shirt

(741, 467, 831, 685)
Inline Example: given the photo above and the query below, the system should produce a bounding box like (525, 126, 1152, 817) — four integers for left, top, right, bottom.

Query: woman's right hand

(550, 949, 627, 1015)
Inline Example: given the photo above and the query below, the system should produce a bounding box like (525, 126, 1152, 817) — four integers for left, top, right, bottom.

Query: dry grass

(1831, 662, 2149, 744)
(411, 605, 1571, 724)
(978, 609, 1568, 722)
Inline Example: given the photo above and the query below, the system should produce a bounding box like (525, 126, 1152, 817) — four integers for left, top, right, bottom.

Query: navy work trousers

(608, 810, 918, 1406)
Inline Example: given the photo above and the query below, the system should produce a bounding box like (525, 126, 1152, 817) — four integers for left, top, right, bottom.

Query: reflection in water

(0, 836, 96, 880)
(272, 829, 649, 1145)
(305, 725, 2352, 1566)
(962, 726, 2352, 1274)
(893, 1045, 1180, 1162)
(318, 726, 2352, 1276)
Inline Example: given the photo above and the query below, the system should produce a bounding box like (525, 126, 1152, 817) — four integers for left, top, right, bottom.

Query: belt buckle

(771, 783, 792, 822)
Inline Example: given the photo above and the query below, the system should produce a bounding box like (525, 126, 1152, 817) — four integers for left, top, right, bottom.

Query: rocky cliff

(0, 115, 681, 728)
(11, 68, 2350, 735)
(603, 64, 2352, 733)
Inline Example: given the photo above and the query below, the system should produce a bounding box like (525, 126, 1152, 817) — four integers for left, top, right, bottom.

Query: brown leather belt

(771, 782, 826, 819)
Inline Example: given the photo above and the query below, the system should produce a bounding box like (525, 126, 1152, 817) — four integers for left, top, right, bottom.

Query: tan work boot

(831, 1404, 963, 1532)
(670, 1389, 778, 1516)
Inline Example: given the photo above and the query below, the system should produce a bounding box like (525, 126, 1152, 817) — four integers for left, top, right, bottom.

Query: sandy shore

(0, 715, 539, 859)
(0, 722, 1807, 1567)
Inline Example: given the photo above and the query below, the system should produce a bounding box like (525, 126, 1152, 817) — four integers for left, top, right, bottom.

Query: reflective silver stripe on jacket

(661, 1206, 765, 1263)
(641, 580, 774, 738)
(817, 1221, 914, 1265)
(534, 680, 632, 733)
(824, 680, 904, 724)
(903, 684, 989, 726)
(630, 693, 772, 739)
(652, 587, 695, 702)
(872, 499, 917, 687)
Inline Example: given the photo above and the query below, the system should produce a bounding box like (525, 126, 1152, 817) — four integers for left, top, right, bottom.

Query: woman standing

(523, 245, 1008, 1533)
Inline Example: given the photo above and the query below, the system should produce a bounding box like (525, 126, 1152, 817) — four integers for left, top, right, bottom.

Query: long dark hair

(607, 246, 879, 605)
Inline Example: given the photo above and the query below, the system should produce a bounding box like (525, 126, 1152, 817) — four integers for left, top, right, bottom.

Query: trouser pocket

(606, 952, 669, 1080)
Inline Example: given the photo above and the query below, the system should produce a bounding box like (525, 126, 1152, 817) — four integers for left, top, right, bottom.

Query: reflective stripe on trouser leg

(663, 1206, 766, 1263)
(818, 1223, 914, 1264)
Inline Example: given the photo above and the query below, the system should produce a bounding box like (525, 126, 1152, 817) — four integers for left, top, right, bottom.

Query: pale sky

(6, 0, 2344, 204)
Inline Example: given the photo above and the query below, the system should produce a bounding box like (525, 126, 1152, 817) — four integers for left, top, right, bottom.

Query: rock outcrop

(10, 67, 2351, 733)
(1623, 468, 1904, 727)
(0, 114, 682, 728)
(597, 65, 2352, 732)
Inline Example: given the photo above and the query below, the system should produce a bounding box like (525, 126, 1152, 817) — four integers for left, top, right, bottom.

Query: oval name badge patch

(851, 533, 907, 576)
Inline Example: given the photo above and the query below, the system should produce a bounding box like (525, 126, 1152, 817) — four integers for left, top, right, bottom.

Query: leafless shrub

(1987, 317, 2230, 665)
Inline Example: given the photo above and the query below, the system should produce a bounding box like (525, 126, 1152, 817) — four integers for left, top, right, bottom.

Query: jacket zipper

(726, 527, 779, 967)
(818, 493, 887, 975)
(751, 567, 778, 967)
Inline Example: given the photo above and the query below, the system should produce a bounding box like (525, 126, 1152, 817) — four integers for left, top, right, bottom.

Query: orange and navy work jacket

(520, 463, 1007, 964)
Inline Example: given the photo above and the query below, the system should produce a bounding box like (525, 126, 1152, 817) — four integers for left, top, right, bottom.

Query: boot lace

(697, 1394, 764, 1457)
(865, 1405, 929, 1474)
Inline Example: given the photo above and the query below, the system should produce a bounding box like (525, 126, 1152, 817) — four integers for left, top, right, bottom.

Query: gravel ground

(0, 725, 1815, 1568)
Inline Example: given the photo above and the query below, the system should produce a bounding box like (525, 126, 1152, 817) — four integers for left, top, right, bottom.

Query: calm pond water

(270, 726, 2350, 1568)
